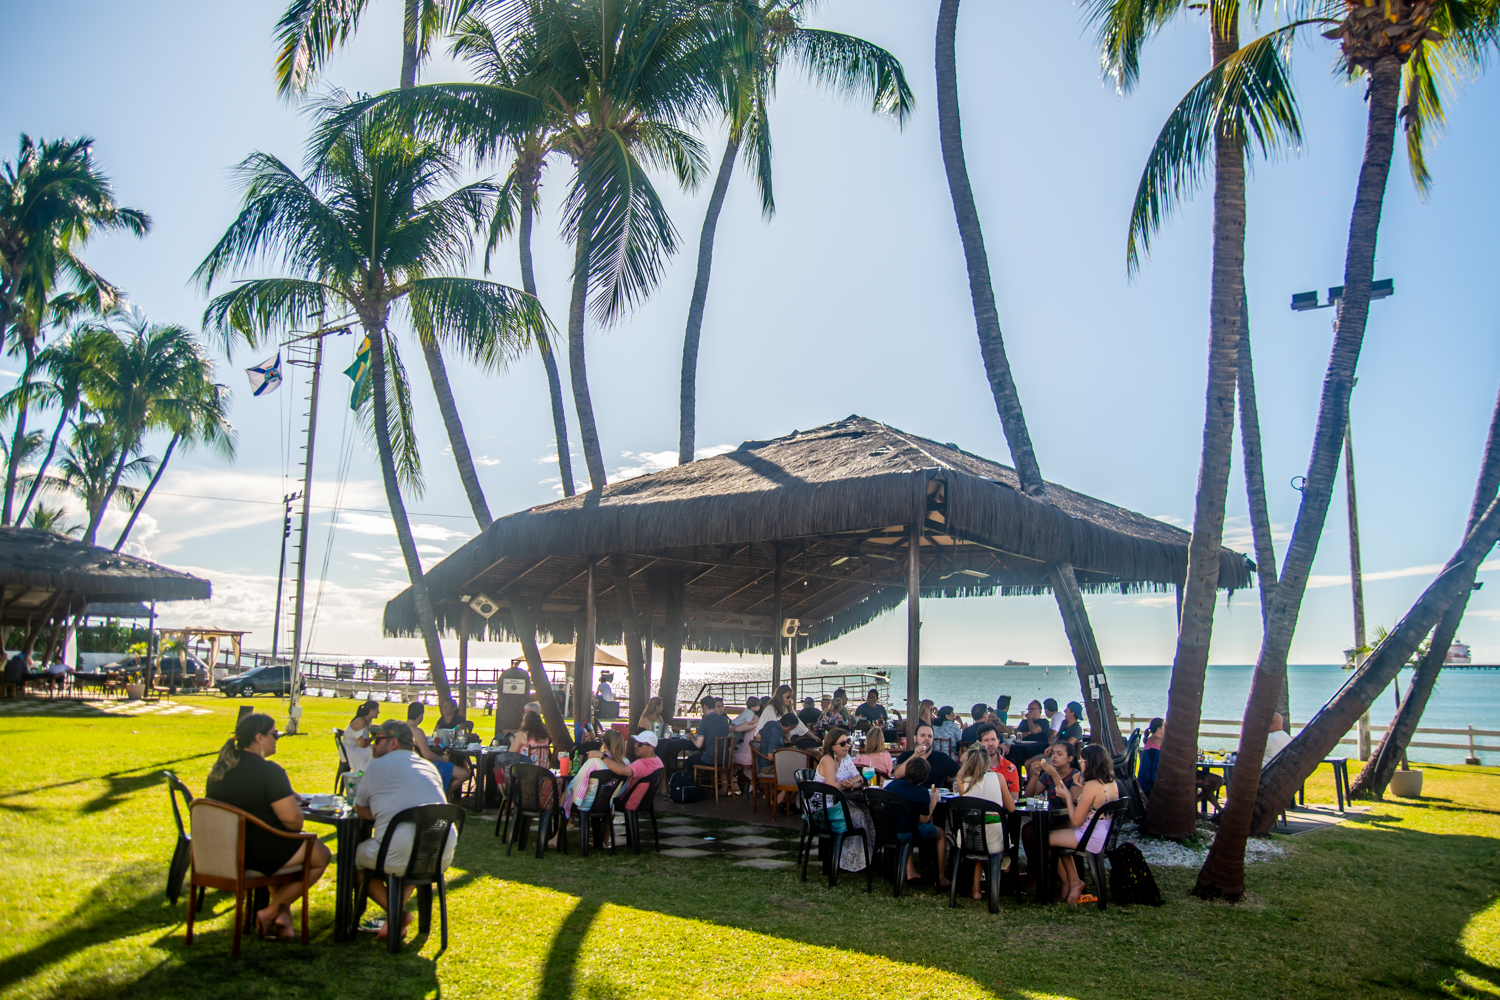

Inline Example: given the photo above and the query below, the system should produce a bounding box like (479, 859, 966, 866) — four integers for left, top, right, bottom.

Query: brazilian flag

(343, 336, 371, 410)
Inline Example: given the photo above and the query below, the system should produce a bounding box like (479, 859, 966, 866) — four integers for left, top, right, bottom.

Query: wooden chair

(354, 804, 465, 955)
(332, 728, 351, 795)
(184, 799, 317, 956)
(751, 748, 776, 814)
(767, 748, 813, 821)
(692, 736, 733, 801)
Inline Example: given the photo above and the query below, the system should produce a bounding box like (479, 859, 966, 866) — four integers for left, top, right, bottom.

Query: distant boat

(1004, 659, 1029, 666)
(1446, 640, 1472, 666)
(820, 659, 838, 665)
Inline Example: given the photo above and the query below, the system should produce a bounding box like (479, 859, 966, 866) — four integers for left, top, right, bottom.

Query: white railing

(1116, 714, 1497, 764)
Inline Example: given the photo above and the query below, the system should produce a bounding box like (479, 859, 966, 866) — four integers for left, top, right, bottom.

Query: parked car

(99, 653, 208, 685)
(217, 665, 306, 697)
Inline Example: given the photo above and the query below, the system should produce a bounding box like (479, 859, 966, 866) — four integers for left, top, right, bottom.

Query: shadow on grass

(538, 897, 602, 1000)
(0, 752, 215, 807)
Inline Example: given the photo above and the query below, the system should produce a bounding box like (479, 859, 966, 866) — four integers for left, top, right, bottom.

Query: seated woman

(636, 696, 665, 737)
(1021, 741, 1083, 873)
(1137, 717, 1164, 797)
(206, 713, 331, 939)
(1047, 744, 1120, 904)
(932, 706, 964, 756)
(814, 727, 871, 872)
(509, 710, 552, 766)
(549, 729, 633, 847)
(730, 698, 764, 794)
(952, 747, 1015, 899)
(342, 698, 380, 772)
(853, 726, 893, 778)
(437, 696, 467, 733)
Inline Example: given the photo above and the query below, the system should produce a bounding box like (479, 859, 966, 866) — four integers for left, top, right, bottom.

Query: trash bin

(496, 666, 531, 737)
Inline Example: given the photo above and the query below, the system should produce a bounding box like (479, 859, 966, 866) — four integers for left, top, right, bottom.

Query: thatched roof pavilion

(0, 527, 210, 663)
(385, 417, 1251, 737)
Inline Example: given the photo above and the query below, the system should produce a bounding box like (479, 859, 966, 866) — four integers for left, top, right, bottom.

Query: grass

(1, 694, 1498, 1000)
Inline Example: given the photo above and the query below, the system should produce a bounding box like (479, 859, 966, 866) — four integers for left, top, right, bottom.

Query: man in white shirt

(1264, 714, 1293, 759)
(354, 720, 458, 942)
(1045, 698, 1065, 741)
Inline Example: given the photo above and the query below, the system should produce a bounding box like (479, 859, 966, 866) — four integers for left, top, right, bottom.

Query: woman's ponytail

(207, 737, 240, 784)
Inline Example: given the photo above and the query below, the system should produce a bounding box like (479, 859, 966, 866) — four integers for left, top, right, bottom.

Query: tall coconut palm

(276, 0, 502, 530)
(74, 314, 213, 546)
(0, 135, 149, 523)
(320, 0, 740, 491)
(1197, 0, 1496, 897)
(41, 419, 154, 533)
(114, 377, 235, 552)
(1086, 0, 1304, 838)
(10, 324, 109, 525)
(195, 111, 545, 705)
(676, 0, 913, 464)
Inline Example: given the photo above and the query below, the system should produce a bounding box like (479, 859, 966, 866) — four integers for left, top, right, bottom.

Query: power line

(149, 490, 474, 520)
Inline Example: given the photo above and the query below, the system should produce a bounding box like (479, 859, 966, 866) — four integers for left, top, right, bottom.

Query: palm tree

(276, 0, 502, 529)
(1197, 0, 1496, 897)
(1085, 0, 1304, 839)
(675, 0, 913, 464)
(322, 0, 743, 491)
(74, 314, 213, 546)
(195, 110, 544, 705)
(0, 135, 149, 523)
(114, 376, 235, 552)
(24, 502, 80, 536)
(10, 325, 106, 525)
(41, 419, 154, 534)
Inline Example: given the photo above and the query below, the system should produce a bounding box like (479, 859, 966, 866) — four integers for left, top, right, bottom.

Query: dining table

(300, 803, 370, 942)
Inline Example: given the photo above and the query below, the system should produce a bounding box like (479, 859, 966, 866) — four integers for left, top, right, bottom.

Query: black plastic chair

(354, 804, 465, 954)
(1119, 776, 1148, 823)
(1112, 729, 1142, 779)
(946, 796, 1009, 913)
(795, 781, 870, 889)
(1052, 798, 1126, 911)
(790, 766, 818, 858)
(503, 762, 563, 858)
(162, 770, 204, 911)
(862, 787, 915, 897)
(333, 728, 351, 795)
(570, 769, 626, 858)
(621, 770, 662, 855)
(488, 751, 529, 837)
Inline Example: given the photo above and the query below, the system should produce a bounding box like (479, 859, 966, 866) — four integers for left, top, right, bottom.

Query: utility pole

(270, 491, 300, 660)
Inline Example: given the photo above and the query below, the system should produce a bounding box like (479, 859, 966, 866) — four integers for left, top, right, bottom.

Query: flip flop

(1072, 894, 1098, 904)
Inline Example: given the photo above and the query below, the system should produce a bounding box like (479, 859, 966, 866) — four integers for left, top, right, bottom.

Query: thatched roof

(0, 528, 210, 624)
(384, 416, 1251, 653)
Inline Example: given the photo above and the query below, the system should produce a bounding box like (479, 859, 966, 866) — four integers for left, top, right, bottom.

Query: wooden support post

(789, 631, 798, 692)
(459, 606, 469, 716)
(578, 557, 596, 741)
(657, 571, 686, 722)
(1048, 563, 1125, 753)
(608, 554, 648, 727)
(906, 522, 921, 736)
(644, 615, 655, 698)
(771, 543, 783, 690)
(505, 588, 572, 753)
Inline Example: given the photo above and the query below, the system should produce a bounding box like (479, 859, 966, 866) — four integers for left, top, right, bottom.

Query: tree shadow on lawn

(472, 819, 1500, 1000)
(0, 752, 215, 812)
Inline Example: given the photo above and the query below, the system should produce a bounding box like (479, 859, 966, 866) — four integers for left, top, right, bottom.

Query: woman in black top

(205, 713, 331, 938)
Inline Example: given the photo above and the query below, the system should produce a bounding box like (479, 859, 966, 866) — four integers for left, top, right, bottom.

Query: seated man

(892, 723, 960, 787)
(683, 696, 731, 770)
(1264, 713, 1292, 759)
(405, 701, 472, 800)
(1056, 702, 1086, 746)
(353, 720, 458, 942)
(797, 696, 822, 727)
(853, 688, 888, 729)
(883, 756, 948, 886)
(976, 723, 1020, 795)
(960, 703, 991, 744)
(623, 730, 665, 808)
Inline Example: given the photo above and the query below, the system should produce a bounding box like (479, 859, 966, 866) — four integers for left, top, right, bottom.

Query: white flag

(246, 354, 283, 397)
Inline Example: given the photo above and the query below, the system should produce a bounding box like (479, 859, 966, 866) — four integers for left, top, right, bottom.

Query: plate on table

(305, 794, 342, 810)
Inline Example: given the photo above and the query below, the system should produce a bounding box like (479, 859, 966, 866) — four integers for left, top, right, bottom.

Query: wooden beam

(577, 558, 596, 742)
(906, 522, 921, 733)
(1048, 562, 1125, 753)
(771, 544, 783, 689)
(459, 605, 469, 716)
(504, 586, 571, 753)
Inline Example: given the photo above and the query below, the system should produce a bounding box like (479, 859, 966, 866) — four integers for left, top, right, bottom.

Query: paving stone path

(650, 814, 802, 870)
(0, 697, 213, 717)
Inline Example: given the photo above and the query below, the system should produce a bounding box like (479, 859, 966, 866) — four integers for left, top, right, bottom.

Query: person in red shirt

(623, 730, 665, 809)
(977, 724, 1019, 795)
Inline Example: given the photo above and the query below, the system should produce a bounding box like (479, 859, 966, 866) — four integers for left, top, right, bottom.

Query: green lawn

(1, 694, 1498, 1000)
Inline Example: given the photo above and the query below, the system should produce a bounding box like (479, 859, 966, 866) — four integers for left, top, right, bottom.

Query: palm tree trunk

(113, 432, 177, 552)
(678, 134, 741, 466)
(1350, 383, 1500, 798)
(3, 342, 37, 525)
(1236, 288, 1286, 727)
(1195, 53, 1406, 879)
(83, 448, 130, 547)
(566, 215, 607, 491)
(505, 587, 573, 753)
(608, 555, 649, 726)
(419, 338, 492, 529)
(519, 191, 575, 498)
(935, 0, 1042, 497)
(400, 0, 419, 89)
(367, 323, 453, 704)
(17, 405, 70, 525)
(655, 569, 686, 724)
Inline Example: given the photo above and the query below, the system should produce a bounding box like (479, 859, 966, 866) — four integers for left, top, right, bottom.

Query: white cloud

(537, 452, 559, 466)
(695, 443, 735, 460)
(1220, 514, 1293, 555)
(474, 455, 501, 467)
(1305, 557, 1500, 590)
(332, 510, 471, 542)
(347, 552, 387, 563)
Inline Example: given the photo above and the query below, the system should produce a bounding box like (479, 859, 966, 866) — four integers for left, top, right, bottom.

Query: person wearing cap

(1058, 702, 1086, 746)
(623, 730, 664, 809)
(353, 720, 457, 942)
(796, 696, 822, 727)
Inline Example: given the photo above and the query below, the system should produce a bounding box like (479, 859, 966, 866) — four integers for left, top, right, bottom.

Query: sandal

(1072, 894, 1098, 905)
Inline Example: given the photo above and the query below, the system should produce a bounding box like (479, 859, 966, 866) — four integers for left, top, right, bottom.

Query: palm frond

(379, 332, 424, 493)
(1083, 0, 1195, 93)
(201, 278, 336, 356)
(1127, 25, 1307, 274)
(402, 276, 549, 369)
(780, 28, 915, 126)
(274, 0, 375, 98)
(306, 83, 546, 167)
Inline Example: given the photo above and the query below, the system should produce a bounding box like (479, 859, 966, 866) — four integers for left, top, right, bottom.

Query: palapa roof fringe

(0, 528, 211, 607)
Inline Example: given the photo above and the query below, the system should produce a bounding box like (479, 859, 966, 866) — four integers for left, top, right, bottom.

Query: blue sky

(4, 0, 1499, 667)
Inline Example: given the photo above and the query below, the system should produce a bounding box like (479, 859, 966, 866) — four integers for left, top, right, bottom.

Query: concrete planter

(125, 682, 146, 700)
(1389, 769, 1424, 798)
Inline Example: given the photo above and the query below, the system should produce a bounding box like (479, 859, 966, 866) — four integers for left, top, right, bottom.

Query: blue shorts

(897, 822, 939, 843)
(437, 761, 454, 786)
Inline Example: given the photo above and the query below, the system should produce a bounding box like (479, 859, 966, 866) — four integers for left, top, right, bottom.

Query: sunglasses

(836, 739, 851, 747)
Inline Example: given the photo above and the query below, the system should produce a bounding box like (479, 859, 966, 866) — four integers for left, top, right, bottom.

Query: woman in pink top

(853, 726, 893, 778)
(1048, 745, 1120, 904)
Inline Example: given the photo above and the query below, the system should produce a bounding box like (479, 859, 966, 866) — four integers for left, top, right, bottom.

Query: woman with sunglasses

(814, 727, 871, 872)
(206, 713, 331, 939)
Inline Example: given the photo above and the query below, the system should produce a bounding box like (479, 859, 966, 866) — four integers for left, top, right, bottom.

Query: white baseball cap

(634, 730, 658, 746)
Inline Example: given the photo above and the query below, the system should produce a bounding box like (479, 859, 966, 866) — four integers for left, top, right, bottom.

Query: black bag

(1107, 842, 1163, 906)
(668, 770, 700, 803)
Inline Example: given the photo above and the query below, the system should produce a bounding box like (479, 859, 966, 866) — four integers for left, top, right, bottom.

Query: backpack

(668, 770, 700, 803)
(1107, 843, 1163, 906)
